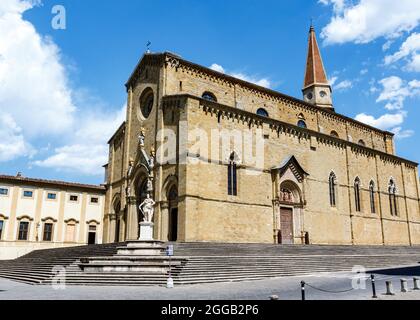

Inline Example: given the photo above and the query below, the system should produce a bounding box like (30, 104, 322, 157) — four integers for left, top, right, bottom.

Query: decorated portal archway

(271, 156, 308, 245)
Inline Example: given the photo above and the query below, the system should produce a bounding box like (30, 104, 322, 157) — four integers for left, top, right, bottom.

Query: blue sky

(0, 0, 419, 184)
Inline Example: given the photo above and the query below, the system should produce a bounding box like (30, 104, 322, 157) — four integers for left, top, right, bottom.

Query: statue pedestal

(139, 222, 154, 241)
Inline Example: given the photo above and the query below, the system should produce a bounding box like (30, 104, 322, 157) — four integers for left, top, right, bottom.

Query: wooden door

(280, 208, 294, 244)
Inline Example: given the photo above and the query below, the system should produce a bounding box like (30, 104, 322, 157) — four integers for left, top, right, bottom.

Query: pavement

(1, 266, 420, 300)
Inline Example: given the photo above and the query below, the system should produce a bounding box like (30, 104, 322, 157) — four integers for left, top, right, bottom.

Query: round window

(140, 89, 154, 119)
(320, 91, 327, 98)
(306, 92, 313, 100)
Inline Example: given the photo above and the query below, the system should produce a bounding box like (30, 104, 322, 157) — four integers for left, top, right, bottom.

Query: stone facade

(0, 175, 105, 259)
(103, 47, 420, 246)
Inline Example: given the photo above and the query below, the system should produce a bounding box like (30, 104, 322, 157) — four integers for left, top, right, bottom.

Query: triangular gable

(271, 155, 309, 183)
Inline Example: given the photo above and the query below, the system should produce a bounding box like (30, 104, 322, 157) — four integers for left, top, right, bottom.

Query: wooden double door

(279, 207, 294, 244)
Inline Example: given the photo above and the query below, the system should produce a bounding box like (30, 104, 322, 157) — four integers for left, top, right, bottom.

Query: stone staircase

(1, 242, 420, 286)
(0, 243, 123, 284)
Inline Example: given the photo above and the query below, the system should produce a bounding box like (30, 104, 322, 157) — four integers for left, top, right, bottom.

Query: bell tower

(302, 26, 334, 111)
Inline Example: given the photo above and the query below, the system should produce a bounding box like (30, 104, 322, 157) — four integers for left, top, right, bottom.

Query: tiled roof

(304, 26, 329, 88)
(0, 174, 106, 192)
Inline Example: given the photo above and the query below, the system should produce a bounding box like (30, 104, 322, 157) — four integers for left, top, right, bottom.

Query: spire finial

(310, 18, 314, 32)
(146, 41, 151, 54)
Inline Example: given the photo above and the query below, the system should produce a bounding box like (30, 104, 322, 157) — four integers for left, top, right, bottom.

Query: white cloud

(355, 111, 413, 139)
(407, 54, 420, 72)
(384, 32, 420, 71)
(0, 1, 126, 178)
(210, 63, 271, 88)
(0, 113, 34, 161)
(320, 0, 420, 45)
(33, 145, 108, 176)
(210, 63, 225, 73)
(34, 105, 126, 175)
(334, 79, 353, 90)
(382, 40, 393, 52)
(0, 0, 75, 138)
(318, 0, 345, 13)
(354, 112, 405, 130)
(328, 76, 352, 90)
(360, 69, 368, 75)
(376, 76, 420, 110)
(391, 127, 414, 139)
(329, 76, 338, 86)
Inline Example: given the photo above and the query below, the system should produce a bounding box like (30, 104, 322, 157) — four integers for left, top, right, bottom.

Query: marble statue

(139, 193, 156, 223)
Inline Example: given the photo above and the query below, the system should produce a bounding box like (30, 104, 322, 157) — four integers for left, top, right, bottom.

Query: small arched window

(358, 139, 366, 147)
(256, 108, 269, 117)
(389, 179, 398, 216)
(297, 120, 307, 129)
(331, 131, 339, 138)
(139, 88, 154, 119)
(202, 91, 217, 102)
(329, 172, 337, 207)
(369, 181, 376, 214)
(228, 152, 238, 196)
(354, 177, 361, 212)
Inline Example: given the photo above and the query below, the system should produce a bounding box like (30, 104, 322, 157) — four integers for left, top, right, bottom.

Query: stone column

(107, 213, 116, 243)
(160, 201, 169, 241)
(126, 196, 138, 240)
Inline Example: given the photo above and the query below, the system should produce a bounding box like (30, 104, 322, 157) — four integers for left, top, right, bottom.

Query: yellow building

(0, 174, 105, 259)
(100, 27, 419, 246)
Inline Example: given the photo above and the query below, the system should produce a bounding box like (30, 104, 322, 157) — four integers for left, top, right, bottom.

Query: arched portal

(167, 185, 178, 242)
(112, 197, 121, 243)
(277, 180, 303, 245)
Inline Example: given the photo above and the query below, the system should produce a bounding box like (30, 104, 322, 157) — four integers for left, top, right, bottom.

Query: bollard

(400, 278, 408, 293)
(413, 277, 420, 290)
(166, 277, 174, 289)
(385, 281, 395, 295)
(269, 295, 279, 300)
(370, 274, 378, 299)
(301, 281, 306, 301)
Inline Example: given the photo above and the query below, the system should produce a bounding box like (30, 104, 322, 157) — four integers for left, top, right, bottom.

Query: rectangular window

(23, 190, 33, 198)
(43, 223, 53, 241)
(18, 222, 29, 240)
(90, 197, 99, 204)
(70, 195, 78, 202)
(0, 221, 4, 240)
(0, 188, 8, 196)
(47, 193, 57, 200)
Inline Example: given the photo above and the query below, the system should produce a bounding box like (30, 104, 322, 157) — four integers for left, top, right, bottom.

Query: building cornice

(162, 94, 418, 167)
(0, 175, 106, 193)
(131, 52, 394, 137)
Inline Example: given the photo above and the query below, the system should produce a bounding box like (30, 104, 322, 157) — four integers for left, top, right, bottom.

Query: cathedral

(103, 27, 420, 246)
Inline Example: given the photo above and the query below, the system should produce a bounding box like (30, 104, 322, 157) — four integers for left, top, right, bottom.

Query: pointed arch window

(389, 179, 398, 216)
(330, 131, 339, 138)
(297, 120, 307, 129)
(202, 91, 217, 102)
(256, 108, 269, 117)
(329, 172, 337, 207)
(369, 181, 376, 214)
(228, 152, 238, 196)
(354, 177, 361, 212)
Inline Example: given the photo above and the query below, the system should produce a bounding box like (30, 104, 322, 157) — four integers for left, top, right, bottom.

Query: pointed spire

(302, 25, 334, 110)
(304, 25, 329, 89)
